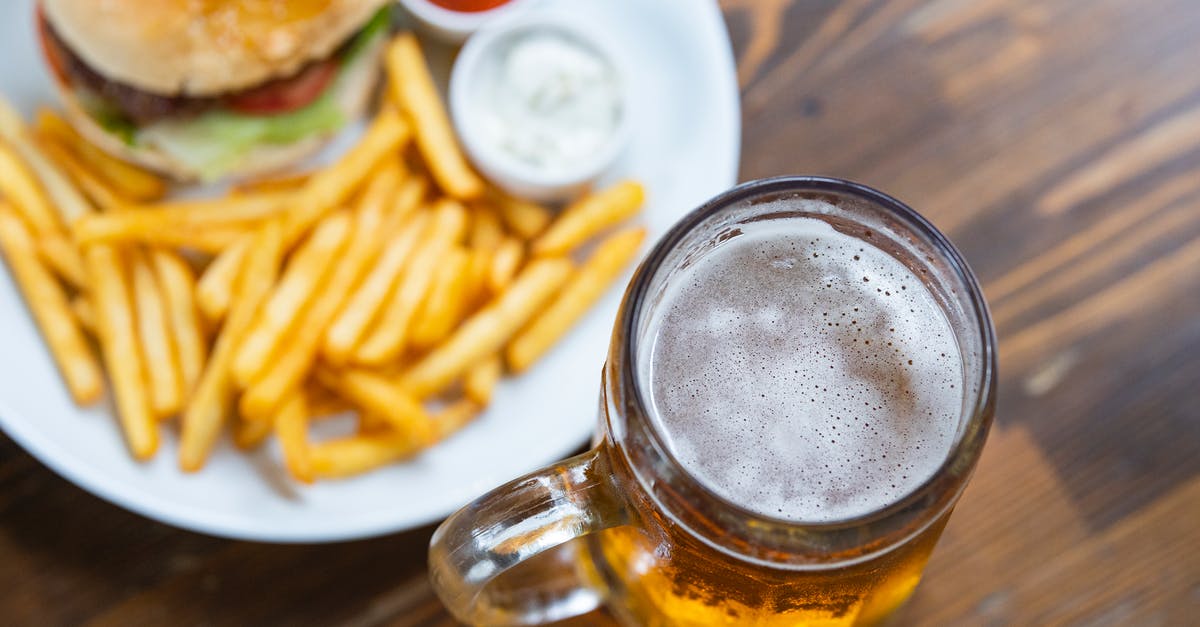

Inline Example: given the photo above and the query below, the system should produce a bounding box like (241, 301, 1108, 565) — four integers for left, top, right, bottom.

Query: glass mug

(429, 177, 997, 626)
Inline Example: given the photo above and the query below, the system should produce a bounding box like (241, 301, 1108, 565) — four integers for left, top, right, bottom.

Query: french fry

(0, 140, 62, 234)
(150, 250, 206, 394)
(488, 237, 524, 294)
(402, 258, 573, 397)
(233, 170, 312, 195)
(37, 232, 89, 290)
(70, 295, 97, 336)
(275, 394, 313, 483)
(462, 247, 493, 310)
(509, 227, 646, 372)
(37, 135, 127, 213)
(532, 180, 645, 256)
(316, 367, 434, 442)
(469, 203, 504, 251)
(0, 97, 92, 223)
(180, 220, 284, 471)
(0, 207, 103, 405)
(35, 108, 166, 201)
(131, 250, 184, 417)
(87, 244, 158, 459)
(354, 199, 467, 364)
(234, 416, 273, 450)
(196, 238, 249, 323)
(433, 398, 483, 440)
(350, 159, 403, 238)
(359, 411, 388, 433)
(0, 137, 89, 290)
(386, 175, 428, 229)
(232, 211, 353, 386)
(323, 213, 428, 363)
(409, 247, 470, 349)
(386, 33, 484, 200)
(282, 108, 409, 244)
(310, 431, 417, 479)
(310, 400, 479, 479)
(73, 191, 289, 246)
(306, 381, 353, 418)
(239, 198, 393, 420)
(464, 355, 502, 406)
(490, 189, 552, 239)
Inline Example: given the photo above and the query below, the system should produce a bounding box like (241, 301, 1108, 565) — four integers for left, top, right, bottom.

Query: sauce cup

(449, 14, 631, 202)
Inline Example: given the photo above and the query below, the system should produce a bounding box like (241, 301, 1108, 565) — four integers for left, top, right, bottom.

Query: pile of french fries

(0, 32, 646, 482)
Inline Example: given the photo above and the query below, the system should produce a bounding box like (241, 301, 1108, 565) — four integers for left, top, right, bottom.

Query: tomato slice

(430, 0, 511, 11)
(226, 60, 337, 115)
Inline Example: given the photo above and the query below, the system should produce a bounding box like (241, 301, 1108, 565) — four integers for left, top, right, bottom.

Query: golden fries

(131, 250, 184, 417)
(180, 220, 284, 471)
(275, 394, 313, 483)
(489, 189, 552, 240)
(323, 213, 428, 363)
(311, 400, 479, 479)
(88, 244, 158, 459)
(402, 258, 573, 397)
(533, 180, 645, 256)
(149, 250, 206, 395)
(37, 232, 89, 290)
(317, 367, 434, 443)
(469, 203, 504, 251)
(509, 227, 646, 372)
(0, 98, 92, 225)
(196, 238, 248, 323)
(386, 33, 484, 200)
(233, 171, 312, 195)
(282, 108, 409, 243)
(234, 415, 274, 450)
(410, 247, 470, 349)
(488, 237, 524, 294)
(37, 135, 127, 213)
(0, 206, 102, 404)
(35, 108, 166, 201)
(0, 141, 63, 234)
(232, 211, 353, 386)
(70, 295, 97, 336)
(355, 199, 467, 364)
(464, 356, 502, 406)
(0, 35, 651, 483)
(239, 196, 393, 420)
(72, 191, 289, 247)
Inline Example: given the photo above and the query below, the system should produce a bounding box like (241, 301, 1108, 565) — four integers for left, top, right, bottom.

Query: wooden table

(3, 1, 1198, 624)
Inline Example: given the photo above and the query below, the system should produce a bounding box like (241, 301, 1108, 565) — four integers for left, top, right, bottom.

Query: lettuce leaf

(342, 7, 392, 65)
(139, 93, 345, 181)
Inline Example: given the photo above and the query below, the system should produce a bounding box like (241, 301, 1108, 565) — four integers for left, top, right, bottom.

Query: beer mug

(429, 177, 997, 626)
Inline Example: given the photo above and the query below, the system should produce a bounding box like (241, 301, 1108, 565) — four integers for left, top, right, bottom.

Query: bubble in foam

(644, 210, 963, 522)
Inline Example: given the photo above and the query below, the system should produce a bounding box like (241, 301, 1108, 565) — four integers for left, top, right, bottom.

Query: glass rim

(615, 175, 998, 544)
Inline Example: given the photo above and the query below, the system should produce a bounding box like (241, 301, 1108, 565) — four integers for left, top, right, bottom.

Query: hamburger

(37, 0, 392, 181)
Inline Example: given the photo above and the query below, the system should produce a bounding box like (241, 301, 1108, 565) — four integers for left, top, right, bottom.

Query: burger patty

(42, 17, 342, 125)
(42, 20, 217, 124)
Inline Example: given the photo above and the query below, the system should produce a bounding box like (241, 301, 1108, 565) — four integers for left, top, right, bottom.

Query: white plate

(0, 0, 739, 542)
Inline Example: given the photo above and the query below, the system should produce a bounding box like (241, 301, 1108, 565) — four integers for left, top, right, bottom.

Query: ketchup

(428, 0, 510, 12)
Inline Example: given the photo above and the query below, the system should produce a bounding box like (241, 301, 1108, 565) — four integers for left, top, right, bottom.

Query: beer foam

(644, 211, 963, 522)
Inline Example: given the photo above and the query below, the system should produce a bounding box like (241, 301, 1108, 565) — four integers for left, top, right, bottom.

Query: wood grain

(3, 0, 1198, 624)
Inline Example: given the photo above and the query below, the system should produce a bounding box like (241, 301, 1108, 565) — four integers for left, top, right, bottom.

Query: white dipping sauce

(476, 31, 621, 175)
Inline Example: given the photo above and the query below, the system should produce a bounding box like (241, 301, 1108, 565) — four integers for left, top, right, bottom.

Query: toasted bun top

(41, 0, 389, 97)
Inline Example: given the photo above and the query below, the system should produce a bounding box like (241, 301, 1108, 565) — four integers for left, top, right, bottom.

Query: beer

(429, 178, 996, 627)
(594, 207, 964, 625)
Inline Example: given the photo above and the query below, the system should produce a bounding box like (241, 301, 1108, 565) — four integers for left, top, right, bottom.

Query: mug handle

(428, 446, 630, 625)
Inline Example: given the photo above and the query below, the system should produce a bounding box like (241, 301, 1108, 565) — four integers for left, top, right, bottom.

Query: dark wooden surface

(4, 1, 1199, 624)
